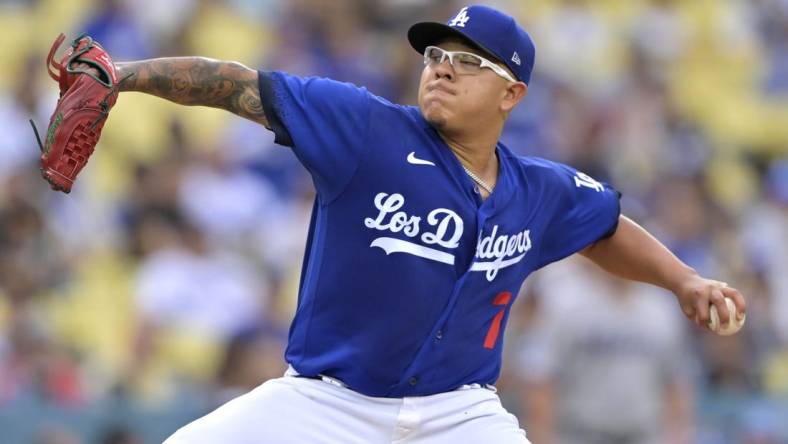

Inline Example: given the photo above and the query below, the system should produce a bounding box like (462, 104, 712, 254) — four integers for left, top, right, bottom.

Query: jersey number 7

(483, 291, 512, 349)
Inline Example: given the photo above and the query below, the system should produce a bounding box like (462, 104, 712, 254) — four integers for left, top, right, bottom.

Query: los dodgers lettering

(364, 192, 533, 281)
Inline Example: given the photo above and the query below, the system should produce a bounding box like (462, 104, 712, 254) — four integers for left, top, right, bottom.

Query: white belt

(286, 365, 496, 393)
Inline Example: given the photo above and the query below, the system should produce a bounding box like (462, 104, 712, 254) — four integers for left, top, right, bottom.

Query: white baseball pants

(164, 369, 529, 443)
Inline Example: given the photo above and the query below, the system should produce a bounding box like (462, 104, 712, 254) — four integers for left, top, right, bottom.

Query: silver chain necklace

(462, 165, 494, 195)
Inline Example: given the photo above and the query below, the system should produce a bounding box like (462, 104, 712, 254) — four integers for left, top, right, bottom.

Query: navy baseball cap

(408, 5, 536, 84)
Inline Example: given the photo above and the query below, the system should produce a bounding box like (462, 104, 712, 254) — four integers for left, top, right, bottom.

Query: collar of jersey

(416, 114, 517, 212)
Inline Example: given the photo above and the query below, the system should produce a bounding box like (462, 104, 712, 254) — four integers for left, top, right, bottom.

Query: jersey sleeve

(537, 163, 621, 268)
(258, 70, 373, 202)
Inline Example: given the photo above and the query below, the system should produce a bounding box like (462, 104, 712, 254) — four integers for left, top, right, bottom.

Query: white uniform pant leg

(164, 374, 529, 444)
(396, 387, 530, 444)
(164, 376, 401, 444)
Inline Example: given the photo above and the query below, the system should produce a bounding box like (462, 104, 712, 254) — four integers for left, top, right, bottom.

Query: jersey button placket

(408, 376, 418, 386)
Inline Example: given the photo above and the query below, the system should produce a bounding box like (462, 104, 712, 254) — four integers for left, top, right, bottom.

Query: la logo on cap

(449, 7, 470, 27)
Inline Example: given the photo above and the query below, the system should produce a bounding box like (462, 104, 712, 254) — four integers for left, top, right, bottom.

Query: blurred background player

(516, 258, 694, 444)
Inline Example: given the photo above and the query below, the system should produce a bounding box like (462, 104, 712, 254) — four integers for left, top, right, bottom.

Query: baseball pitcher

(36, 5, 746, 444)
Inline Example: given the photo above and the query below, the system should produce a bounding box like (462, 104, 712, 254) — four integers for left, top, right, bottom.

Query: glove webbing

(48, 33, 115, 89)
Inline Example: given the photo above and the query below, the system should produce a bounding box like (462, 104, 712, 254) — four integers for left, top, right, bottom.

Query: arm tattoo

(115, 57, 268, 126)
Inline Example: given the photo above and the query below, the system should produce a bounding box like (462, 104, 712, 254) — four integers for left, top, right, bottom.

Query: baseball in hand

(708, 297, 745, 336)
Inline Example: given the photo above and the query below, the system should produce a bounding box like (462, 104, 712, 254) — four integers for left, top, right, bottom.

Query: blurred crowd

(0, 0, 786, 443)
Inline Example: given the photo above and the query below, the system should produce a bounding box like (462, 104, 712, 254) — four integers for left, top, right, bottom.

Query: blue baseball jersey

(258, 71, 621, 397)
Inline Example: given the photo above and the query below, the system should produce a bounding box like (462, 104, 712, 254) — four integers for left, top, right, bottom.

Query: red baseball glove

(30, 34, 123, 193)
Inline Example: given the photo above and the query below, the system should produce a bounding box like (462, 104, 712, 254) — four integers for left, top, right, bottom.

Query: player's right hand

(674, 275, 746, 332)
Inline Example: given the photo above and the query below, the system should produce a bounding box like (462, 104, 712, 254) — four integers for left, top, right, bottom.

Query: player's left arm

(115, 58, 267, 126)
(579, 215, 746, 329)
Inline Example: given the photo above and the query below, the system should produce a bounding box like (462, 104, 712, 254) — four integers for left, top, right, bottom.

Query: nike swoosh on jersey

(407, 152, 436, 166)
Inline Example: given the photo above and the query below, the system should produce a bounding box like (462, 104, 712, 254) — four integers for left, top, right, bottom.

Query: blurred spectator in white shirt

(517, 258, 695, 444)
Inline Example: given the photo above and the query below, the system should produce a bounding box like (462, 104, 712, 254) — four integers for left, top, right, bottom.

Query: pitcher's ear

(502, 82, 527, 113)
